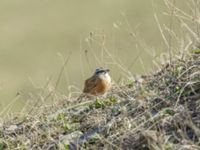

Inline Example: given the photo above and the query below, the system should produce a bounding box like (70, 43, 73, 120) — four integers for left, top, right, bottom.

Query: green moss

(57, 113, 71, 132)
(126, 79, 134, 88)
(108, 97, 118, 104)
(163, 108, 175, 116)
(65, 144, 70, 150)
(191, 49, 200, 54)
(90, 97, 119, 109)
(175, 86, 181, 93)
(94, 99, 105, 109)
(0, 142, 5, 150)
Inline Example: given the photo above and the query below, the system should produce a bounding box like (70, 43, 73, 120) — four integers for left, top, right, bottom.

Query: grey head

(94, 68, 110, 75)
(94, 68, 111, 82)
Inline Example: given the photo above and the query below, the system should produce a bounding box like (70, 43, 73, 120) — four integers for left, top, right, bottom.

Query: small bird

(83, 68, 111, 96)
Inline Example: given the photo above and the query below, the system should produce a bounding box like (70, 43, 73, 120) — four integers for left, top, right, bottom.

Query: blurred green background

(0, 0, 169, 113)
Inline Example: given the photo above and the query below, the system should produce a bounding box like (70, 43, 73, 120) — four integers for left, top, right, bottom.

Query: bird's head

(94, 68, 111, 82)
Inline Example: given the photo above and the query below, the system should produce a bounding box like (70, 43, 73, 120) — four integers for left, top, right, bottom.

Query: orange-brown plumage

(83, 68, 111, 96)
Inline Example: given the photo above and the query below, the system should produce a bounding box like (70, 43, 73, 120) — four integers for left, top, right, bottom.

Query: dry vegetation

(0, 53, 200, 150)
(1, 0, 200, 149)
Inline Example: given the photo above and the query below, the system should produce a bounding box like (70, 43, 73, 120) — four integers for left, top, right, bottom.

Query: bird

(83, 68, 111, 96)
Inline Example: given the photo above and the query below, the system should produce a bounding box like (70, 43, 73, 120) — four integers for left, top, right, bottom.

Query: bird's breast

(94, 78, 111, 95)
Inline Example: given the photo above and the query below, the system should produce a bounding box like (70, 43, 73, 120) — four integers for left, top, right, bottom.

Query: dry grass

(0, 53, 200, 150)
(1, 0, 200, 150)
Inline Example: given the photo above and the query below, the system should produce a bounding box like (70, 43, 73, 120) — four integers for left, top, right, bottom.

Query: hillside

(0, 53, 200, 150)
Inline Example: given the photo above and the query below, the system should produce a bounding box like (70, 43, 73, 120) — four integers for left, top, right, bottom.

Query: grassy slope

(0, 53, 200, 150)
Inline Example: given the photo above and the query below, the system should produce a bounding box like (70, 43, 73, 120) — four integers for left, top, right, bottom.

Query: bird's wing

(83, 75, 98, 93)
